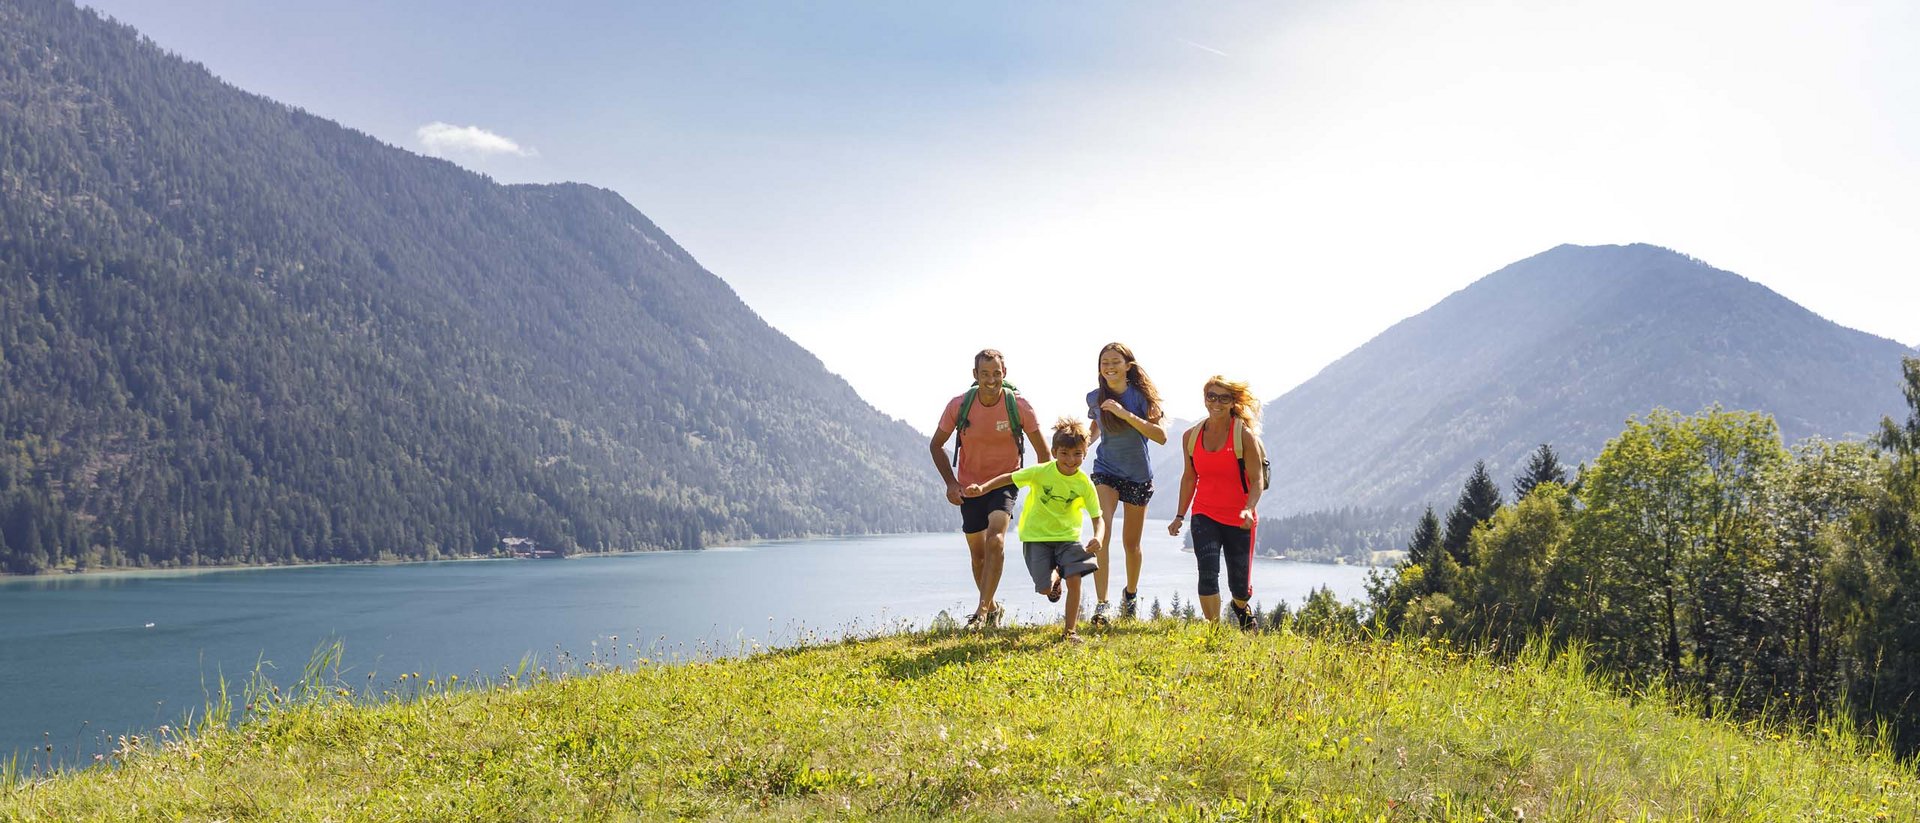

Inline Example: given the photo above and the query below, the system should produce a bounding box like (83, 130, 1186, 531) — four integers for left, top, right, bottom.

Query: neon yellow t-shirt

(1010, 461, 1103, 542)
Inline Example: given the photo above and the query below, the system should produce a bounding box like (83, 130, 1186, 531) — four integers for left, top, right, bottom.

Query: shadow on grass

(861, 621, 1174, 681)
(739, 618, 1185, 684)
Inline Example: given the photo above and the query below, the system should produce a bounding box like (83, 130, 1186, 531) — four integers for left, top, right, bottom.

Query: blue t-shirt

(1086, 385, 1154, 483)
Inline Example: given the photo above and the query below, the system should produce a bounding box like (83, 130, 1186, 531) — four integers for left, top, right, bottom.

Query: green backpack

(951, 381, 1026, 468)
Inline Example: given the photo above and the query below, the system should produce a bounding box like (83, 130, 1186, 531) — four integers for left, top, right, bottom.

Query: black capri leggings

(1191, 513, 1254, 601)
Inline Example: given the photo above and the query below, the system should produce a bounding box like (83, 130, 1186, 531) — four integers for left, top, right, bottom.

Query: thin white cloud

(1177, 38, 1229, 57)
(415, 122, 538, 158)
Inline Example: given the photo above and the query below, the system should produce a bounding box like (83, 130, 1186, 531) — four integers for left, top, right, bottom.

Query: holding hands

(964, 472, 1014, 500)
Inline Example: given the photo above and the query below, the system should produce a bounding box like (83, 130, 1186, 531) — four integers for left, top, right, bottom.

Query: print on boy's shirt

(1036, 482, 1076, 506)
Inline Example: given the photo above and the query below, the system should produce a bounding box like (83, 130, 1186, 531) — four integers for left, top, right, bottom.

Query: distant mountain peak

(1258, 244, 1913, 524)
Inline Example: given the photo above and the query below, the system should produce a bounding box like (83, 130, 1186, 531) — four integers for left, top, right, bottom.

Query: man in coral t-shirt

(930, 349, 1050, 628)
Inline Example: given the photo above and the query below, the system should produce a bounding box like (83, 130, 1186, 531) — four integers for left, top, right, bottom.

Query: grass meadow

(3, 618, 1916, 821)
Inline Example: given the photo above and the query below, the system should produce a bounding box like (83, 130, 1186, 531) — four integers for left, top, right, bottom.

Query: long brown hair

(1095, 342, 1164, 431)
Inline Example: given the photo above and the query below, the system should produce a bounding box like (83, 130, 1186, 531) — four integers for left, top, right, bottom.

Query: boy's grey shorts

(1023, 541, 1098, 592)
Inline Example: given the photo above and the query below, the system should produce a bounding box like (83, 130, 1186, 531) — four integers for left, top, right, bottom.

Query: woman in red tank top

(1167, 376, 1266, 629)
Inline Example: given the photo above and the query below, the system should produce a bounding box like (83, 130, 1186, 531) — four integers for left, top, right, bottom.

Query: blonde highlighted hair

(1204, 376, 1262, 436)
(1051, 417, 1090, 450)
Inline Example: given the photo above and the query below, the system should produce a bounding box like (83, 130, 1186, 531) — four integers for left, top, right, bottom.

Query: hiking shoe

(1230, 601, 1257, 632)
(987, 603, 1006, 628)
(965, 609, 985, 629)
(1090, 600, 1111, 627)
(1119, 588, 1139, 620)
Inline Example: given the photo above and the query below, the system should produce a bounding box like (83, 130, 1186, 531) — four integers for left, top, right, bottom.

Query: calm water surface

(0, 521, 1371, 766)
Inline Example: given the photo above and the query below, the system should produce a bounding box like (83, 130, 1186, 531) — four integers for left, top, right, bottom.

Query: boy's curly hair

(1051, 417, 1090, 451)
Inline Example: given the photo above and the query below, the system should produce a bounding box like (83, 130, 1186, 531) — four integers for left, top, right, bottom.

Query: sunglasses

(1204, 392, 1234, 404)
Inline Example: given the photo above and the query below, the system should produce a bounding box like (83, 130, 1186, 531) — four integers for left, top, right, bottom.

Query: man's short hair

(974, 349, 1006, 369)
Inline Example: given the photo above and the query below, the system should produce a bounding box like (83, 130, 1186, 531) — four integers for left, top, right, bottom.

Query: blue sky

(86, 1, 1920, 428)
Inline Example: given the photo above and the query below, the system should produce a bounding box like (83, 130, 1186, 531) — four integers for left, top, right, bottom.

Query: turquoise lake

(0, 521, 1371, 768)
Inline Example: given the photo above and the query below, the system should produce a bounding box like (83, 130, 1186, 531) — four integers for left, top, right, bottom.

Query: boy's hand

(1084, 536, 1102, 553)
(1167, 518, 1183, 537)
(962, 483, 985, 498)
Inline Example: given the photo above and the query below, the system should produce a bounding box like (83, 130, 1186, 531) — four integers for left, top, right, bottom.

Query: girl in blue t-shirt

(1084, 342, 1167, 625)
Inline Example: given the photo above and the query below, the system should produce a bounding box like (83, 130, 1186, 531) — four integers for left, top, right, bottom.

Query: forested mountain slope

(0, 0, 945, 572)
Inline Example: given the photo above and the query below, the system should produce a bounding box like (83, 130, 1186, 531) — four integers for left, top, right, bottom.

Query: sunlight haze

(86, 0, 1920, 429)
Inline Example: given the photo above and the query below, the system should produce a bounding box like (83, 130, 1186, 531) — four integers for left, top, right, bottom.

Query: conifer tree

(1513, 443, 1569, 500)
(1442, 461, 1503, 564)
(1405, 506, 1441, 569)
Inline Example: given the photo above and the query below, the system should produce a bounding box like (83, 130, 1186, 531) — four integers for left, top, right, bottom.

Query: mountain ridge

(1257, 243, 1913, 526)
(0, 0, 945, 573)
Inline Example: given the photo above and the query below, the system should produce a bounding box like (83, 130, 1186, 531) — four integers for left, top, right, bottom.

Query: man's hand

(1167, 517, 1184, 537)
(945, 480, 964, 506)
(1239, 508, 1255, 530)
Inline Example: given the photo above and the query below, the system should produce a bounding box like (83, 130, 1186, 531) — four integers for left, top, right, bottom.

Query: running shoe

(1119, 588, 1139, 620)
(965, 609, 984, 629)
(1090, 600, 1111, 627)
(1230, 601, 1257, 632)
(987, 603, 1006, 628)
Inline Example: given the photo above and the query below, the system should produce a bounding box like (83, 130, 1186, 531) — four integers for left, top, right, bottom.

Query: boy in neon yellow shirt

(965, 418, 1107, 642)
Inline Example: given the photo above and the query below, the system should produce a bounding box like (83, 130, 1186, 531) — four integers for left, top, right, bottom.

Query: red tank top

(1191, 421, 1252, 526)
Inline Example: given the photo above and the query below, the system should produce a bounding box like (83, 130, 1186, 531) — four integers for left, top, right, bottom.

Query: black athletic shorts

(960, 485, 1018, 534)
(1090, 472, 1154, 507)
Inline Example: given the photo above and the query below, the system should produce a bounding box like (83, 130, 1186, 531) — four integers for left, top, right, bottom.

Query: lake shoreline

(0, 530, 933, 582)
(2, 523, 1376, 582)
(0, 554, 521, 582)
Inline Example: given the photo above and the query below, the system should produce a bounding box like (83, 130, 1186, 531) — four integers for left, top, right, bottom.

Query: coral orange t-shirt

(938, 390, 1042, 486)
